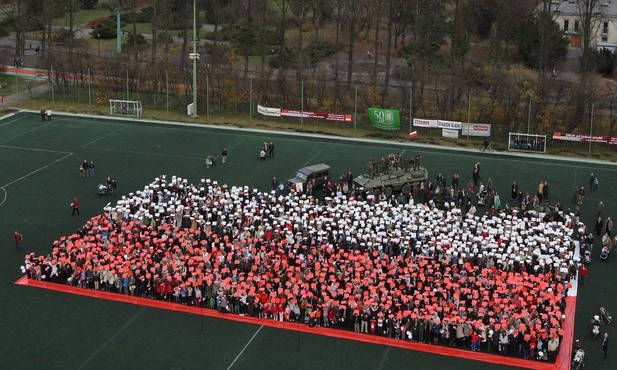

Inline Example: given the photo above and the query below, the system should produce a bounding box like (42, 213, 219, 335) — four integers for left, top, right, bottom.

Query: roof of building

(549, 0, 617, 18)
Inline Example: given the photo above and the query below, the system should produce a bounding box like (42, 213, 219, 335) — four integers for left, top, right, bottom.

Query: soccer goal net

(508, 132, 547, 153)
(109, 100, 142, 117)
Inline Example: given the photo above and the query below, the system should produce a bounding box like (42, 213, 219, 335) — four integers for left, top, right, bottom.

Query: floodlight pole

(190, 0, 199, 118)
(116, 9, 121, 53)
(589, 103, 594, 154)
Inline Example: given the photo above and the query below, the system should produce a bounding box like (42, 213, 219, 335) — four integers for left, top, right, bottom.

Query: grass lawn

(52, 8, 113, 27)
(0, 111, 615, 369)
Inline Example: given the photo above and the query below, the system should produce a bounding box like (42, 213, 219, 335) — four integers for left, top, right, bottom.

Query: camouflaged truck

(353, 154, 428, 197)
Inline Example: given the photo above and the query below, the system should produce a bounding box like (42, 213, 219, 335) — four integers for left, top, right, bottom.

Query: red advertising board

(552, 132, 617, 145)
(280, 109, 352, 122)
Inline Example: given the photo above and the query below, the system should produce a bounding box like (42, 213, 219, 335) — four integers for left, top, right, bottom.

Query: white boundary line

(77, 307, 146, 370)
(84, 145, 202, 161)
(0, 144, 71, 154)
(1, 152, 73, 188)
(0, 112, 19, 121)
(15, 109, 617, 167)
(81, 127, 126, 148)
(0, 120, 54, 144)
(0, 114, 25, 128)
(0, 187, 7, 207)
(377, 347, 391, 370)
(226, 325, 263, 370)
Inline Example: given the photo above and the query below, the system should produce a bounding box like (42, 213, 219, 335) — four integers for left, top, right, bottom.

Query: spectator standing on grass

(221, 148, 227, 164)
(606, 217, 613, 237)
(71, 197, 80, 215)
(14, 230, 23, 251)
(596, 216, 605, 236)
(88, 161, 95, 177)
(590, 173, 599, 191)
(268, 142, 274, 158)
(578, 187, 585, 205)
(603, 333, 609, 359)
(599, 201, 605, 216)
(543, 181, 549, 200)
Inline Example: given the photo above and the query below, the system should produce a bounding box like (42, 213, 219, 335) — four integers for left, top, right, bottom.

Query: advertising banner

(368, 108, 401, 130)
(413, 118, 438, 128)
(552, 132, 617, 146)
(442, 129, 459, 139)
(280, 109, 352, 122)
(437, 120, 463, 130)
(257, 104, 351, 122)
(462, 123, 491, 137)
(257, 104, 281, 117)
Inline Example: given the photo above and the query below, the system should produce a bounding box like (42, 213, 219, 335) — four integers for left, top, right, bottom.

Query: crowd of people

(23, 174, 581, 362)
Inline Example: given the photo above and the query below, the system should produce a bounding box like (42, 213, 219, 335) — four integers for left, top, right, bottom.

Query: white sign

(442, 128, 459, 138)
(462, 123, 491, 137)
(187, 103, 194, 116)
(257, 104, 281, 117)
(437, 120, 463, 130)
(413, 118, 438, 128)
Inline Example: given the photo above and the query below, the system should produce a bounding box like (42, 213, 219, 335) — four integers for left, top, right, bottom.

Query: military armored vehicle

(354, 154, 428, 197)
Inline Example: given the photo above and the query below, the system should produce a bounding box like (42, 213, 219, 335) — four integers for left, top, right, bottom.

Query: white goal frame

(508, 132, 547, 153)
(109, 100, 142, 117)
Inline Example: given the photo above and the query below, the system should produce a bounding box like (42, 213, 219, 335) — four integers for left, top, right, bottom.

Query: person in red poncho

(14, 230, 23, 251)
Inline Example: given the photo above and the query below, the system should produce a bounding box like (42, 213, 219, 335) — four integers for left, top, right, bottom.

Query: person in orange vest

(14, 230, 23, 251)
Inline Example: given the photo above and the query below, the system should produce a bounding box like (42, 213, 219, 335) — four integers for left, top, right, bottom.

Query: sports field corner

(1, 110, 616, 370)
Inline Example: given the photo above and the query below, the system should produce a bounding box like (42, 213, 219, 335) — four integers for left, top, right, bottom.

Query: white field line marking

(81, 127, 126, 148)
(0, 187, 7, 207)
(77, 307, 146, 370)
(1, 152, 74, 188)
(226, 325, 263, 370)
(0, 144, 71, 154)
(0, 121, 54, 144)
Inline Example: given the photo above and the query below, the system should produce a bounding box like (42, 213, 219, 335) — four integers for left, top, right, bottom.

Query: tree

(516, 8, 568, 74)
(596, 48, 617, 77)
(449, 0, 470, 64)
(575, 0, 603, 73)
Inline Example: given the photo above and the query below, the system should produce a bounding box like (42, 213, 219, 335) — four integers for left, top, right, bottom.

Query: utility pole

(188, 0, 199, 118)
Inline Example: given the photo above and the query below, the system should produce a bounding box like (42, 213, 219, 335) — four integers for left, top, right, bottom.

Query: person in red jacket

(579, 265, 588, 286)
(14, 230, 23, 251)
(71, 197, 80, 215)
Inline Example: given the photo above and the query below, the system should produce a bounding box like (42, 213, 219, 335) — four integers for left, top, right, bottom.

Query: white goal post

(508, 132, 547, 153)
(109, 100, 142, 117)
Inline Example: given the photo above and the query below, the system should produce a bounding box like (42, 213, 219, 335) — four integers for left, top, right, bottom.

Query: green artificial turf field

(0, 111, 615, 370)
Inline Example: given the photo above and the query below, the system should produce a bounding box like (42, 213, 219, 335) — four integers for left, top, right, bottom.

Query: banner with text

(413, 118, 438, 128)
(437, 120, 463, 130)
(462, 123, 491, 137)
(280, 109, 352, 122)
(368, 108, 401, 130)
(257, 104, 281, 117)
(257, 104, 352, 122)
(442, 129, 459, 139)
(552, 132, 617, 145)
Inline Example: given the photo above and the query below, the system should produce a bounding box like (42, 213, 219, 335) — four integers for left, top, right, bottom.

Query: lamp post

(188, 0, 199, 118)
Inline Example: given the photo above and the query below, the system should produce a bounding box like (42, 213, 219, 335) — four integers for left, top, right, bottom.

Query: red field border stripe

(16, 276, 566, 369)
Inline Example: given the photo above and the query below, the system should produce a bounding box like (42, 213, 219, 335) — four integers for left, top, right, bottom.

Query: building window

(564, 19, 569, 32)
(602, 35, 608, 42)
(603, 22, 609, 34)
(574, 20, 580, 32)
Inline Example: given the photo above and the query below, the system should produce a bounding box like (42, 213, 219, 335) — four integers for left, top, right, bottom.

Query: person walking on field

(221, 148, 227, 164)
(71, 197, 80, 215)
(603, 332, 609, 359)
(14, 230, 23, 251)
